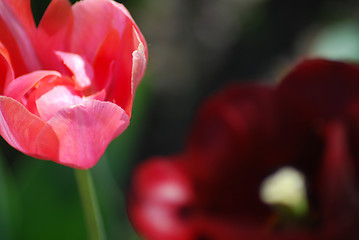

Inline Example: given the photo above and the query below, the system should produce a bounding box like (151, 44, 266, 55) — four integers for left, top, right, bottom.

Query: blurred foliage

(309, 21, 359, 61)
(1, 0, 359, 239)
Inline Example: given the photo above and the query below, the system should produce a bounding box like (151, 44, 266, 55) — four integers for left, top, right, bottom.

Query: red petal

(278, 59, 359, 122)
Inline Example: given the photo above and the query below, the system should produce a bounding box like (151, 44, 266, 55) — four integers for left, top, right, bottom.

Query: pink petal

(4, 70, 61, 101)
(55, 51, 93, 90)
(46, 100, 129, 169)
(36, 85, 83, 121)
(0, 0, 40, 74)
(0, 96, 59, 159)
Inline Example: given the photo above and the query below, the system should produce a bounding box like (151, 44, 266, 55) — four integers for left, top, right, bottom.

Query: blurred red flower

(128, 59, 359, 240)
(0, 0, 147, 168)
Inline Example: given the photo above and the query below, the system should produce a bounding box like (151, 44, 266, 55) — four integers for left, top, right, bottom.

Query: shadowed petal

(186, 84, 280, 188)
(0, 42, 14, 93)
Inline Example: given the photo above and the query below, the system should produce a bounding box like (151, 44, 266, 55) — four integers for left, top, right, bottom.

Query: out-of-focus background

(1, 0, 359, 239)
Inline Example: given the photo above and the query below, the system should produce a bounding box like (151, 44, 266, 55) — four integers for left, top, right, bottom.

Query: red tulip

(0, 0, 147, 168)
(128, 59, 359, 239)
(128, 157, 197, 240)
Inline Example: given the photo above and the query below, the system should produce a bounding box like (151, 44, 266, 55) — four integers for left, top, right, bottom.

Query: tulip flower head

(0, 0, 147, 169)
(128, 60, 359, 240)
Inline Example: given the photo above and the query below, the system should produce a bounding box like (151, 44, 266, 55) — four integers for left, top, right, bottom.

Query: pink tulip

(0, 0, 147, 169)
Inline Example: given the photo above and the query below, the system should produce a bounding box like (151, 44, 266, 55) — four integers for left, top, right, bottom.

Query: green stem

(75, 169, 106, 240)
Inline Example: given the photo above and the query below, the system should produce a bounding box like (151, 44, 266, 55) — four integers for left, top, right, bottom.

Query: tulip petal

(4, 70, 61, 101)
(0, 0, 35, 33)
(185, 84, 277, 218)
(38, 0, 73, 38)
(36, 85, 83, 121)
(70, 0, 131, 61)
(92, 28, 120, 92)
(0, 96, 58, 159)
(47, 100, 129, 169)
(278, 59, 359, 121)
(187, 84, 279, 177)
(0, 42, 14, 93)
(132, 29, 147, 92)
(104, 25, 139, 116)
(35, 0, 74, 72)
(55, 51, 93, 90)
(92, 26, 147, 110)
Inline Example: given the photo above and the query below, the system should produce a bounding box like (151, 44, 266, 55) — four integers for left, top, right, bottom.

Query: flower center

(260, 166, 308, 218)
